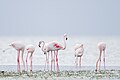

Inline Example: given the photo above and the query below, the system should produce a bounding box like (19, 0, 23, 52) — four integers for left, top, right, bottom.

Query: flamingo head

(38, 43, 41, 48)
(9, 44, 12, 46)
(38, 41, 43, 48)
(80, 44, 83, 47)
(9, 44, 15, 47)
(64, 34, 68, 40)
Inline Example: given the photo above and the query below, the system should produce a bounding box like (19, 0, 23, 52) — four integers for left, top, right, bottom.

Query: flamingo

(9, 41, 25, 72)
(74, 43, 84, 67)
(26, 44, 35, 72)
(38, 41, 54, 71)
(39, 34, 68, 72)
(96, 42, 106, 71)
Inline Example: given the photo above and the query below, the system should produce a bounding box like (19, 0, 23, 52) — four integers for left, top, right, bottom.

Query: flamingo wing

(54, 43, 62, 48)
(47, 41, 62, 50)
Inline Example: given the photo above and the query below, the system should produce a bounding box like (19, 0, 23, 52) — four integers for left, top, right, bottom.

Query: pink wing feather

(54, 43, 62, 48)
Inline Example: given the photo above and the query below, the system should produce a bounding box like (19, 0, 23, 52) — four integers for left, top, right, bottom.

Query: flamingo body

(98, 42, 106, 51)
(26, 44, 35, 53)
(10, 41, 25, 50)
(74, 44, 84, 67)
(74, 43, 83, 51)
(10, 41, 25, 72)
(96, 42, 106, 71)
(75, 47, 84, 57)
(47, 41, 63, 51)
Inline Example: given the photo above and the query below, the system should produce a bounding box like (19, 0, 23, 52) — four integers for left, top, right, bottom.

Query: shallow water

(0, 65, 119, 80)
(0, 69, 120, 80)
(0, 65, 120, 72)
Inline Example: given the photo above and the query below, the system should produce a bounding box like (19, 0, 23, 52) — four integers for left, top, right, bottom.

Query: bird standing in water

(9, 41, 25, 72)
(38, 34, 68, 72)
(96, 42, 106, 71)
(74, 43, 84, 67)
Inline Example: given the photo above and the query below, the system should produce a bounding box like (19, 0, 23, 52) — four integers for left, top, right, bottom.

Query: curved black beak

(44, 52, 46, 54)
(38, 45, 41, 47)
(66, 37, 68, 40)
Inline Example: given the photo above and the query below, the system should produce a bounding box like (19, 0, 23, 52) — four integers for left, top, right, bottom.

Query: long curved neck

(41, 41, 46, 52)
(62, 37, 67, 50)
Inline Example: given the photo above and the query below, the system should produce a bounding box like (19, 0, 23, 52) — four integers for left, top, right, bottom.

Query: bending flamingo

(74, 43, 84, 67)
(26, 44, 35, 72)
(9, 41, 25, 72)
(39, 34, 68, 72)
(96, 42, 106, 71)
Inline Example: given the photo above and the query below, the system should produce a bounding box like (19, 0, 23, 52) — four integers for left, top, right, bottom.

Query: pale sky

(0, 0, 120, 36)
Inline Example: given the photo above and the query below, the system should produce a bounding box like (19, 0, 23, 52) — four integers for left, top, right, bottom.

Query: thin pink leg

(17, 51, 20, 72)
(47, 52, 49, 71)
(99, 56, 101, 70)
(79, 57, 81, 68)
(51, 51, 53, 71)
(75, 57, 78, 67)
(103, 50, 106, 70)
(56, 51, 59, 72)
(96, 51, 102, 71)
(44, 54, 47, 71)
(26, 53, 29, 72)
(21, 50, 25, 71)
(54, 51, 56, 71)
(29, 53, 33, 72)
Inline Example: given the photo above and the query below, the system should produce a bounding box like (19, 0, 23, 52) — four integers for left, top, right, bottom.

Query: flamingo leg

(29, 52, 33, 72)
(54, 51, 56, 71)
(17, 51, 20, 72)
(21, 50, 25, 71)
(26, 52, 29, 72)
(47, 52, 49, 71)
(99, 55, 101, 70)
(51, 51, 53, 71)
(44, 53, 47, 71)
(79, 57, 81, 68)
(103, 50, 106, 70)
(56, 51, 59, 72)
(75, 57, 78, 67)
(96, 51, 102, 71)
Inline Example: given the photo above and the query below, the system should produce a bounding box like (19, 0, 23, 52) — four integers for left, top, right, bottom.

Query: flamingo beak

(38, 45, 41, 48)
(44, 52, 46, 54)
(9, 44, 12, 46)
(3, 50, 5, 53)
(66, 37, 68, 40)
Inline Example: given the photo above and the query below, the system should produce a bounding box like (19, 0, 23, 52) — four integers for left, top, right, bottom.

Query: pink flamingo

(26, 44, 35, 72)
(96, 42, 106, 71)
(74, 43, 84, 67)
(39, 34, 68, 72)
(39, 41, 54, 71)
(9, 41, 25, 72)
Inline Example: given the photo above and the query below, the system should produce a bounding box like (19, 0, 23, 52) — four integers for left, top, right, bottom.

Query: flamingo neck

(41, 41, 46, 52)
(62, 37, 66, 50)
